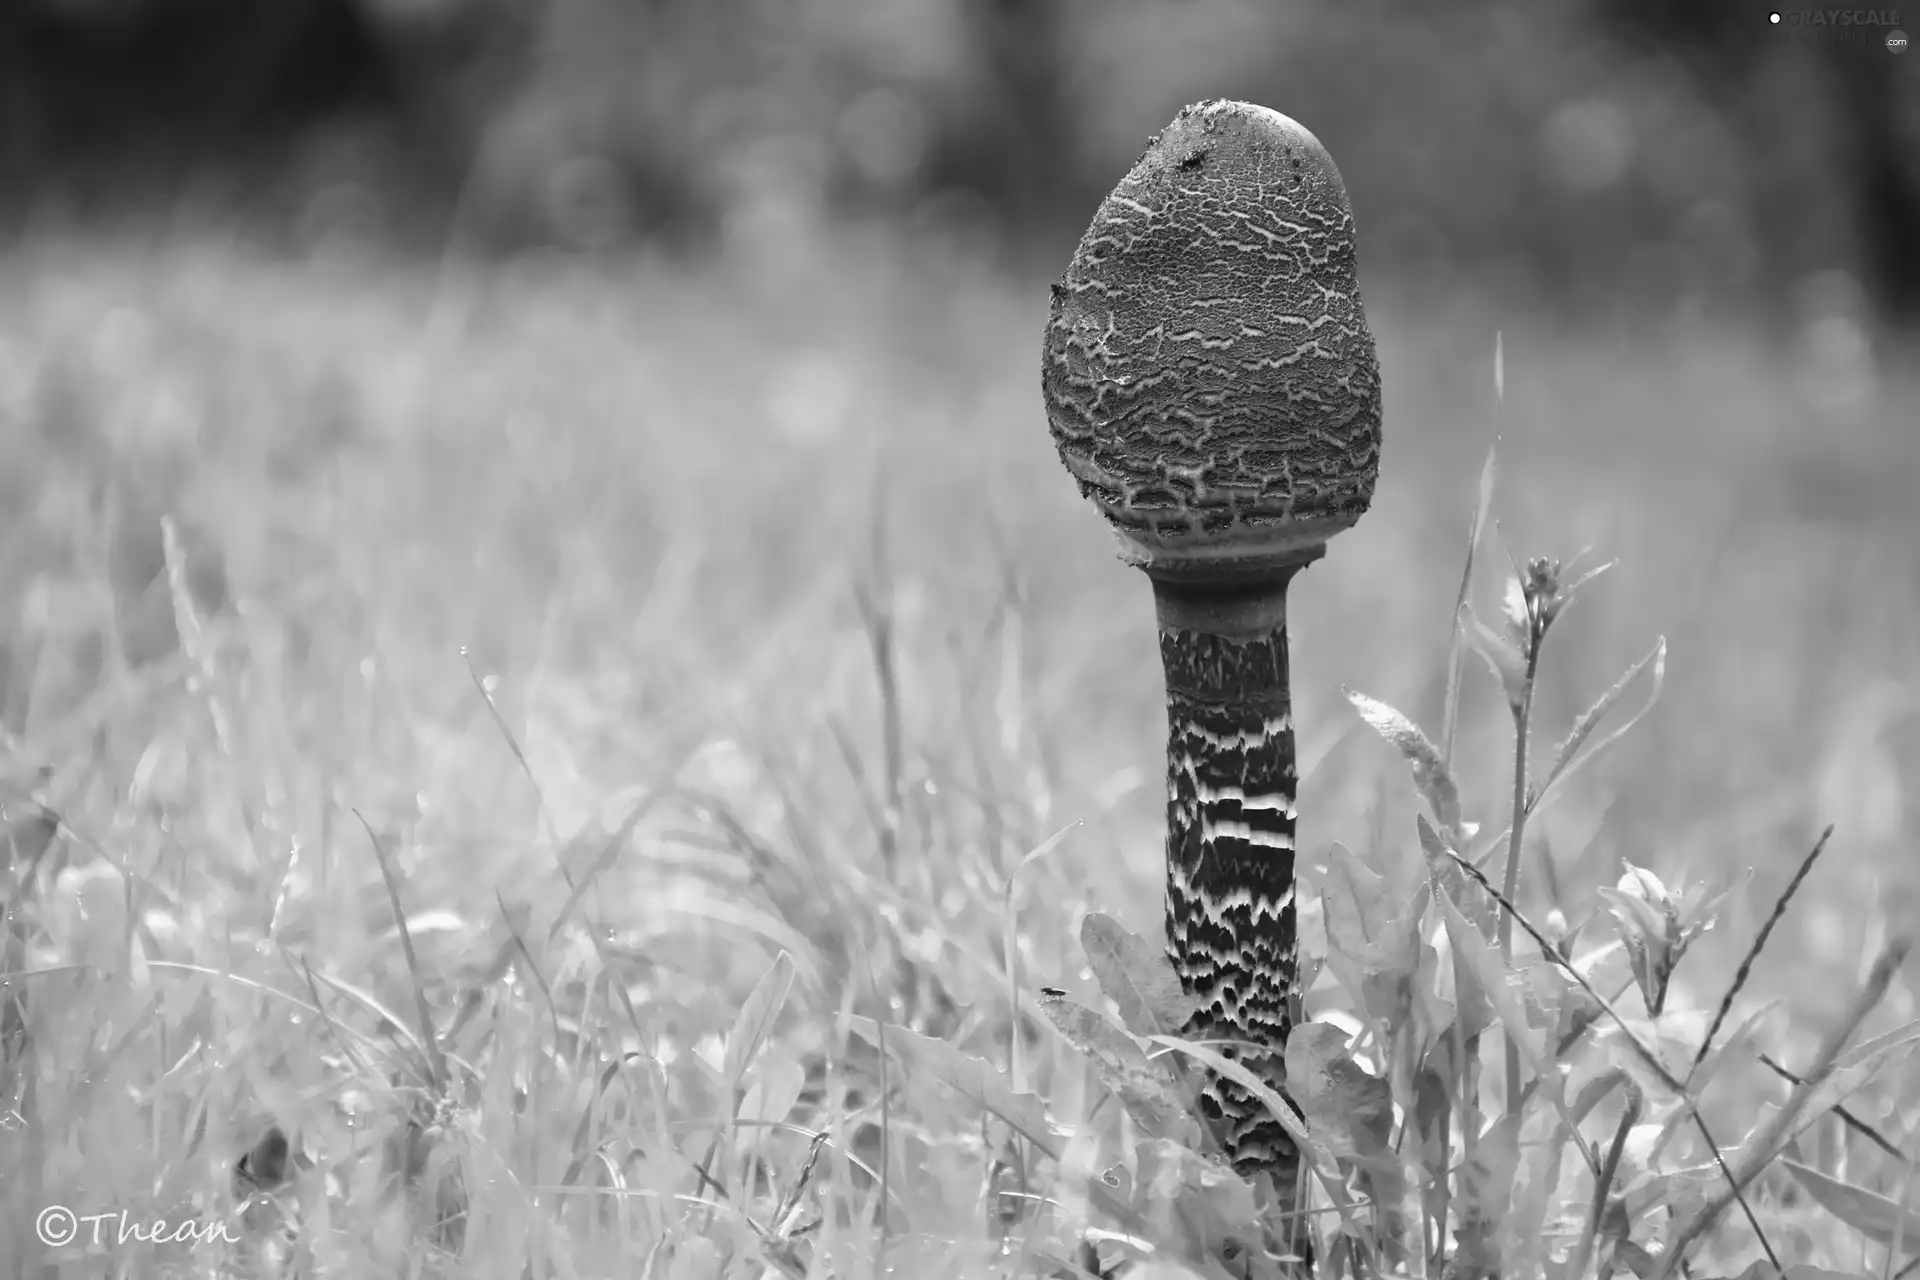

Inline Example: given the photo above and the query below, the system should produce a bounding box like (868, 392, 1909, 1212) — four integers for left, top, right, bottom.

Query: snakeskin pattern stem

(1153, 571, 1310, 1258)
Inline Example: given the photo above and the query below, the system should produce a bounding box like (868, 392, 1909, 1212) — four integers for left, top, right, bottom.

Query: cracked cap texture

(1042, 99, 1382, 579)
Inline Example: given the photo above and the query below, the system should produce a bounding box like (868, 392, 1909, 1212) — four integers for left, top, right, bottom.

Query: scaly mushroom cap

(1042, 99, 1382, 581)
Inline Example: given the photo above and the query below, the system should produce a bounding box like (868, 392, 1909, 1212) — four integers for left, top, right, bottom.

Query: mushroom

(1041, 99, 1381, 1243)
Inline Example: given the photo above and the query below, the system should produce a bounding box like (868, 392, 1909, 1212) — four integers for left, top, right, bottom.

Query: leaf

(1039, 991, 1199, 1144)
(1506, 1082, 1573, 1274)
(1413, 1037, 1455, 1240)
(1599, 882, 1672, 944)
(1644, 1001, 1780, 1162)
(847, 1016, 1056, 1153)
(1616, 862, 1673, 908)
(1413, 1037, 1455, 1160)
(1147, 1037, 1308, 1155)
(1461, 603, 1529, 713)
(1532, 637, 1667, 815)
(1319, 842, 1421, 1030)
(1781, 1158, 1920, 1247)
(1419, 814, 1492, 936)
(1597, 885, 1672, 1013)
(1568, 1068, 1627, 1129)
(667, 1236, 720, 1280)
(724, 951, 795, 1087)
(1717, 1019, 1920, 1201)
(1134, 1137, 1259, 1226)
(1130, 1138, 1266, 1276)
(1677, 871, 1747, 948)
(1592, 1010, 1701, 1112)
(1453, 1111, 1522, 1273)
(1501, 566, 1532, 649)
(1081, 913, 1201, 1039)
(1723, 1265, 1885, 1280)
(1778, 1020, 1920, 1147)
(1147, 1035, 1363, 1239)
(1437, 891, 1562, 1106)
(1322, 841, 1392, 949)
(1682, 999, 1778, 1100)
(1285, 1022, 1417, 1263)
(736, 1056, 806, 1128)
(1611, 1236, 1659, 1280)
(1434, 887, 1496, 1043)
(1284, 1022, 1393, 1162)
(1346, 689, 1471, 848)
(1561, 557, 1617, 598)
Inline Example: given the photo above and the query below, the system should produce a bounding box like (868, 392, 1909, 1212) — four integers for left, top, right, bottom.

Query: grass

(0, 226, 1916, 1278)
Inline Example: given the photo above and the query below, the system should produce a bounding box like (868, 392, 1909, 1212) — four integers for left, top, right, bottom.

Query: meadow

(1, 225, 1915, 1277)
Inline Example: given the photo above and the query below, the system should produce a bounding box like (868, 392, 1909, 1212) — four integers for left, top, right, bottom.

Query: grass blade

(354, 810, 447, 1093)
(1441, 429, 1501, 768)
(1692, 827, 1832, 1076)
(1659, 938, 1915, 1273)
(724, 951, 796, 1088)
(1781, 1159, 1920, 1247)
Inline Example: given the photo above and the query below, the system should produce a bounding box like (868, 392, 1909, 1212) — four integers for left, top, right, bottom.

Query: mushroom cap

(1042, 100, 1382, 581)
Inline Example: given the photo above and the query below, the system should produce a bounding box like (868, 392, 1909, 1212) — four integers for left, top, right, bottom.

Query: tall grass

(0, 230, 1915, 1277)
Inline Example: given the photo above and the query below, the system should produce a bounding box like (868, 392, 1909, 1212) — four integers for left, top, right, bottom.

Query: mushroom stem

(1152, 569, 1311, 1225)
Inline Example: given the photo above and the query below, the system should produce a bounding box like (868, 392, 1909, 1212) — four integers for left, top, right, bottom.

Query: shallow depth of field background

(2, 1, 1917, 1275)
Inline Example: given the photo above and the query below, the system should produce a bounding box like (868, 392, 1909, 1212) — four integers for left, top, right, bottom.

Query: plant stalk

(1500, 643, 1541, 1121)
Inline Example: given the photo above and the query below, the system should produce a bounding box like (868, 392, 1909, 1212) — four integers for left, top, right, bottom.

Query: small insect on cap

(1042, 99, 1382, 583)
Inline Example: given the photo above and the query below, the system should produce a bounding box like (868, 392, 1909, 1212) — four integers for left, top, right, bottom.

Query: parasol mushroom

(1041, 98, 1382, 1255)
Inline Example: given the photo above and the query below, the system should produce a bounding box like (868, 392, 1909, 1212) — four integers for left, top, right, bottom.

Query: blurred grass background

(1, 0, 1917, 1273)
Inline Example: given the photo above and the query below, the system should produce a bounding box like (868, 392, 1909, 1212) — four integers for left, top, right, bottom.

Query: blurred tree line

(2, 0, 1915, 327)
